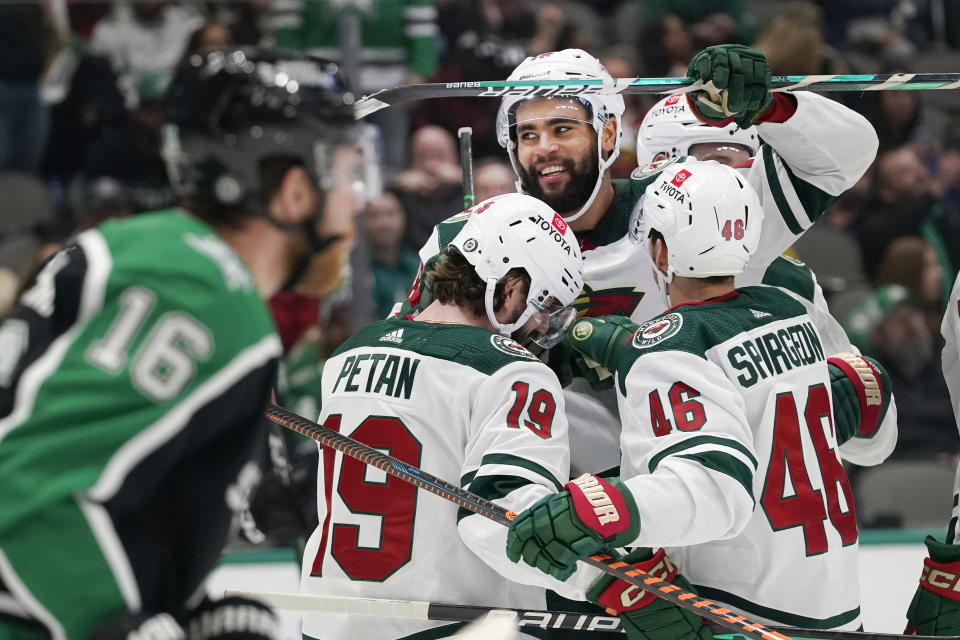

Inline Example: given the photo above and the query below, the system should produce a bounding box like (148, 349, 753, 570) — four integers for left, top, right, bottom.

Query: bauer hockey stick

(263, 403, 793, 640)
(354, 73, 960, 118)
(225, 591, 947, 640)
(458, 127, 475, 210)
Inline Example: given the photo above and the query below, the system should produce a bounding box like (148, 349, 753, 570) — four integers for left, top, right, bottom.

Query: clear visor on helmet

(517, 296, 578, 351)
(686, 142, 753, 165)
(313, 122, 382, 203)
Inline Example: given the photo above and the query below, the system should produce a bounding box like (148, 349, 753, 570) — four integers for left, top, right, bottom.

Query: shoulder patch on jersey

(631, 156, 680, 180)
(490, 334, 538, 360)
(632, 313, 683, 349)
(570, 320, 594, 341)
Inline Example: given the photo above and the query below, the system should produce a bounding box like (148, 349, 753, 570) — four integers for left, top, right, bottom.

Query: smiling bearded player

(396, 45, 880, 477)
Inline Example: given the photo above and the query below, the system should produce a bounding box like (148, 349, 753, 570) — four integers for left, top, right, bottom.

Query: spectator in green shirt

(366, 188, 421, 318)
(273, 0, 438, 170)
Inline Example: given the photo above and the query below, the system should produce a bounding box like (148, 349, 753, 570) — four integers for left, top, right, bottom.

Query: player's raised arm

(684, 44, 879, 269)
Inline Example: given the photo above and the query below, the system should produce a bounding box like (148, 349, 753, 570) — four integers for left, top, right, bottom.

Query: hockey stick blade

(354, 73, 960, 118)
(226, 590, 951, 640)
(264, 403, 793, 640)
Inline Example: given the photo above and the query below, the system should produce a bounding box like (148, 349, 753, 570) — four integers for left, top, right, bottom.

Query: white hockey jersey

(942, 275, 960, 544)
(299, 317, 597, 640)
(398, 93, 880, 476)
(756, 257, 898, 466)
(606, 286, 868, 630)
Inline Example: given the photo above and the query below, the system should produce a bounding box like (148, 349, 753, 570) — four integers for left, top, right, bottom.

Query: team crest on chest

(573, 284, 645, 318)
(490, 334, 538, 360)
(632, 313, 683, 349)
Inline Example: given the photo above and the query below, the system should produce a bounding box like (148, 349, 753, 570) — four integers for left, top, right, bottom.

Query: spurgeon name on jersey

(300, 317, 597, 640)
(727, 319, 824, 387)
(604, 287, 864, 630)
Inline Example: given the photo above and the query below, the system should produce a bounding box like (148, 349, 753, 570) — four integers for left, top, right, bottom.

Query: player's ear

(650, 237, 670, 274)
(268, 165, 317, 225)
(601, 116, 618, 157)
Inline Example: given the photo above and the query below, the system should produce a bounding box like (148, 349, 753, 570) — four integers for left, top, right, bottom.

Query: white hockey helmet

(495, 49, 625, 223)
(630, 160, 763, 300)
(636, 94, 759, 167)
(448, 193, 585, 347)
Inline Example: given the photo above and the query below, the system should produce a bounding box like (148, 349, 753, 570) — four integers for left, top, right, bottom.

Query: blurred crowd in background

(1, 0, 960, 532)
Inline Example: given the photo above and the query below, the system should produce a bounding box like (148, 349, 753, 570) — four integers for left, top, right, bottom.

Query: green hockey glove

(587, 548, 713, 640)
(506, 473, 640, 581)
(686, 44, 773, 128)
(828, 352, 892, 446)
(906, 536, 960, 635)
(564, 316, 639, 388)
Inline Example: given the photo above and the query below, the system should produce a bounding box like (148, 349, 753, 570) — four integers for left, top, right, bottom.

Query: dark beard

(518, 145, 600, 216)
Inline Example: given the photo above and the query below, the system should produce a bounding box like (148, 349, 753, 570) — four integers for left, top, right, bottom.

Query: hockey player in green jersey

(505, 161, 895, 636)
(299, 192, 602, 640)
(904, 273, 960, 635)
(0, 47, 378, 640)
(396, 44, 879, 476)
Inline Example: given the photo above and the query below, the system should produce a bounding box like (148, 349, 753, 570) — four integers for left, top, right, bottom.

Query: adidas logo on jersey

(750, 309, 772, 319)
(379, 328, 404, 344)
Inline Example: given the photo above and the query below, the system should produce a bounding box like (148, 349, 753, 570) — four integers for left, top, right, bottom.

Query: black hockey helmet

(162, 46, 380, 210)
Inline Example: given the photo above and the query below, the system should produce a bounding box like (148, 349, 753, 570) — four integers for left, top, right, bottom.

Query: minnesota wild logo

(632, 313, 683, 349)
(631, 155, 680, 180)
(573, 284, 645, 318)
(490, 334, 538, 360)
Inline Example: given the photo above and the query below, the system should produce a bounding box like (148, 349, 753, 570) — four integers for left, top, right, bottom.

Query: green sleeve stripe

(456, 475, 536, 523)
(648, 435, 758, 473)
(694, 585, 860, 629)
(763, 145, 839, 233)
(763, 145, 804, 236)
(460, 470, 477, 487)
(477, 453, 564, 491)
(675, 451, 755, 506)
(761, 257, 815, 303)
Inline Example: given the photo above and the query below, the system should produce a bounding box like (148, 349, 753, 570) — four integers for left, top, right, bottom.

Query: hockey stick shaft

(263, 403, 792, 640)
(226, 590, 947, 640)
(354, 73, 960, 118)
(458, 127, 475, 210)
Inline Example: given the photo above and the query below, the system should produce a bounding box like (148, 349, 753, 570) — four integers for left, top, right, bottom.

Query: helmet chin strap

(484, 281, 537, 337)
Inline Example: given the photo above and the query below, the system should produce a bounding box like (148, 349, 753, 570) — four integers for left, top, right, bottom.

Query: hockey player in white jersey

(299, 193, 603, 640)
(505, 162, 895, 635)
(396, 44, 879, 476)
(905, 273, 960, 635)
(633, 91, 898, 467)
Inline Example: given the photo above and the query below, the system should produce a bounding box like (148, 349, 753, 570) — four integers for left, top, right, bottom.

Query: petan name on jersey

(332, 352, 420, 400)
